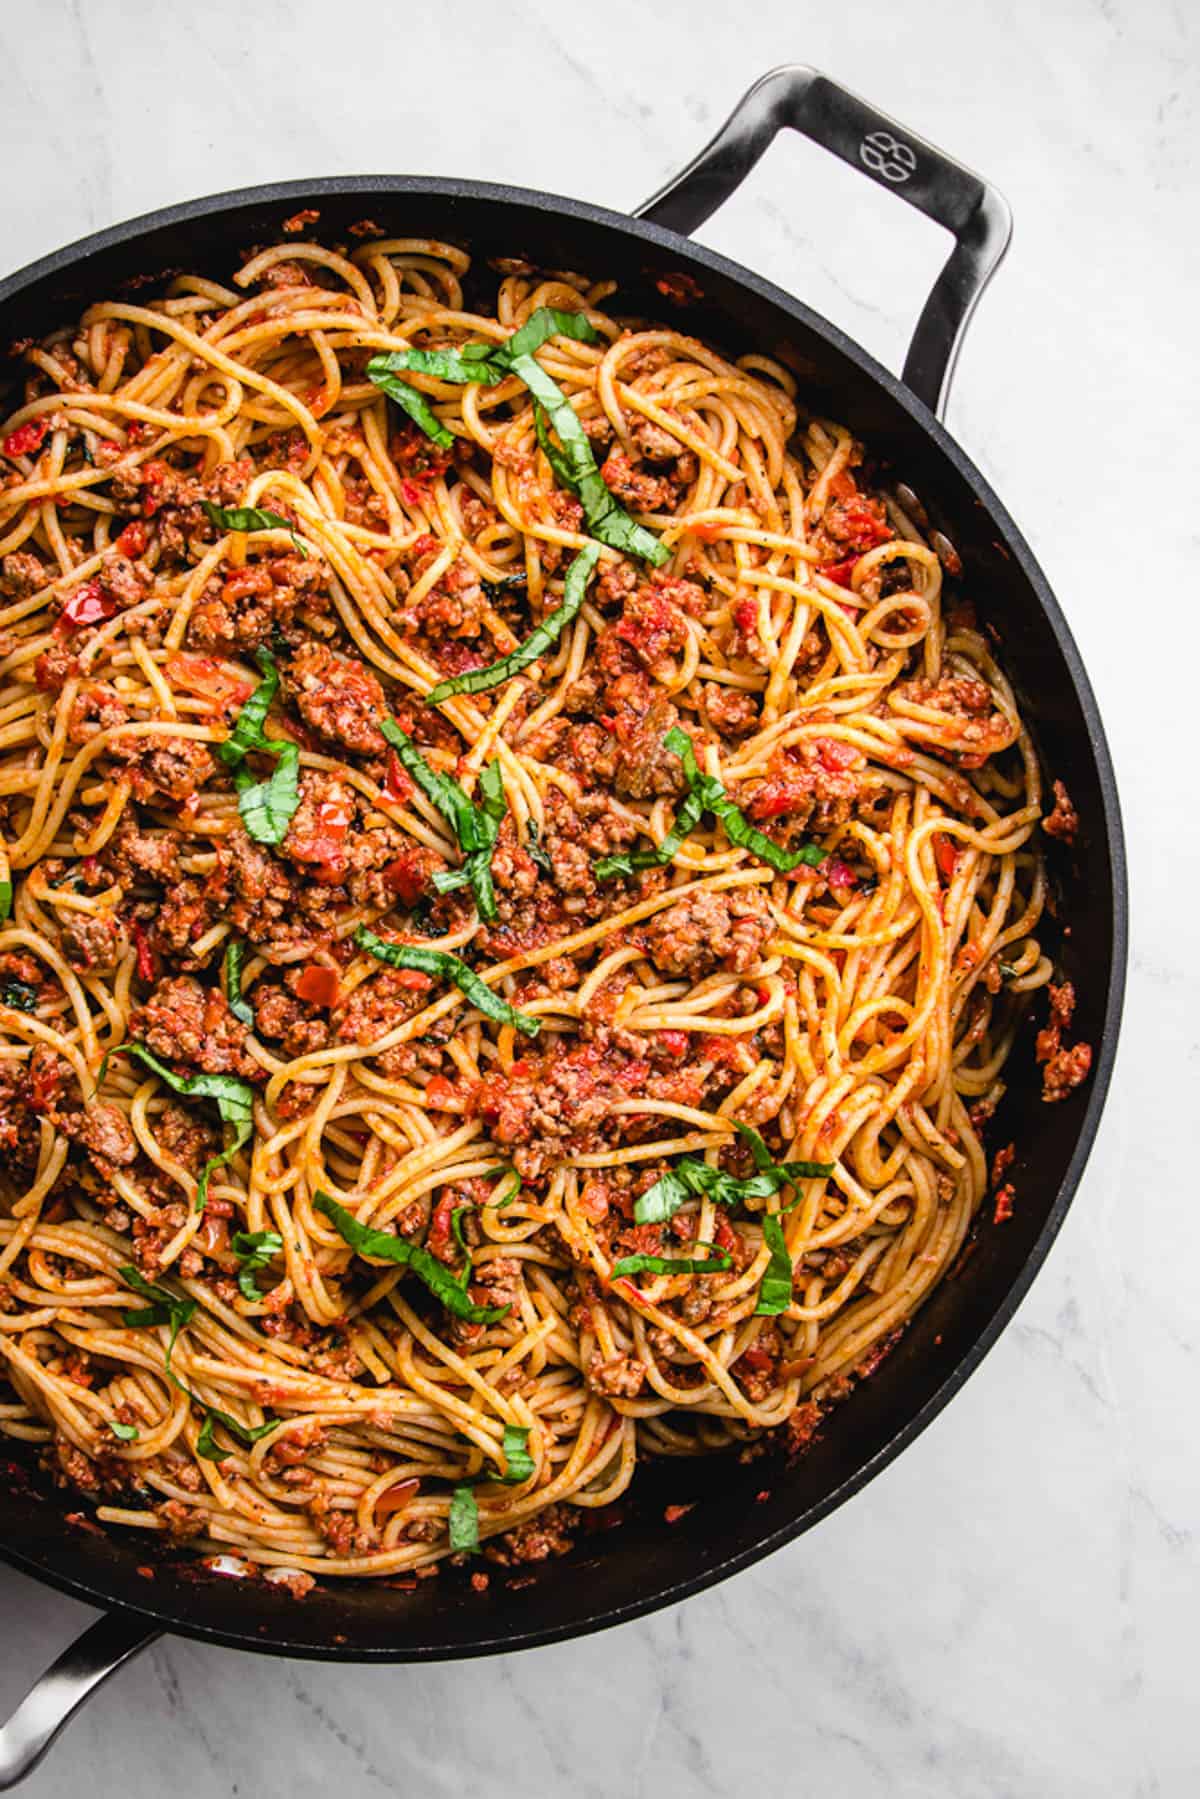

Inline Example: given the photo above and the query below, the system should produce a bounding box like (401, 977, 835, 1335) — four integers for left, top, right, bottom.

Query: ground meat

(286, 643, 387, 756)
(484, 1502, 575, 1566)
(58, 909, 127, 973)
(1034, 980, 1093, 1104)
(1043, 778, 1079, 843)
(0, 549, 47, 596)
(739, 735, 872, 834)
(255, 979, 332, 1059)
(279, 771, 412, 907)
(607, 681, 687, 800)
(33, 641, 80, 693)
(154, 1101, 218, 1171)
(702, 682, 760, 739)
(67, 683, 128, 743)
(613, 584, 691, 679)
(77, 1103, 137, 1171)
(187, 553, 330, 652)
(599, 449, 676, 512)
(472, 1040, 641, 1178)
(630, 414, 694, 466)
(101, 552, 152, 610)
(134, 975, 260, 1079)
(103, 816, 181, 887)
(107, 733, 215, 806)
(593, 557, 638, 610)
(891, 672, 1017, 766)
(334, 969, 429, 1060)
(639, 888, 771, 979)
(587, 1351, 646, 1397)
(398, 556, 489, 641)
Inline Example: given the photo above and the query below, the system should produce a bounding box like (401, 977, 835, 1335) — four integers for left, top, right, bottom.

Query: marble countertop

(1, 0, 1195, 1792)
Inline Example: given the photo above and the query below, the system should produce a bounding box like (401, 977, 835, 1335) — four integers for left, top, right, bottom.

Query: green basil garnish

(201, 502, 307, 556)
(195, 1406, 278, 1460)
(380, 717, 505, 921)
(0, 978, 38, 1013)
(633, 1124, 833, 1225)
(499, 1423, 534, 1484)
(599, 727, 823, 879)
(611, 1250, 733, 1280)
(0, 880, 11, 920)
(525, 820, 553, 879)
(754, 1214, 794, 1316)
(425, 542, 601, 704)
(364, 358, 454, 449)
(113, 1042, 254, 1211)
(223, 939, 255, 1027)
(108, 1420, 139, 1442)
(353, 925, 539, 1038)
(370, 308, 666, 564)
(448, 1483, 480, 1553)
(314, 1189, 511, 1323)
(216, 647, 302, 847)
(232, 1228, 283, 1302)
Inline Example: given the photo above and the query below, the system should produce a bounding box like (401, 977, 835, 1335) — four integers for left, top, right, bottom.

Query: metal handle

(636, 64, 1012, 419)
(0, 1612, 159, 1789)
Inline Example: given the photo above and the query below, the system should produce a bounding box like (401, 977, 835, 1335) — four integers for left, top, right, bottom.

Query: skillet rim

(0, 173, 1128, 1659)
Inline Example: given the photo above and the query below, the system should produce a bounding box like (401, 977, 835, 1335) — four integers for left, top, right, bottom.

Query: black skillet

(0, 66, 1126, 1787)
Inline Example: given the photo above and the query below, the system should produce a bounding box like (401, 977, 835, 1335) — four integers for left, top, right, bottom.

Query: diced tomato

(656, 1029, 688, 1058)
(164, 653, 254, 711)
(427, 1191, 456, 1259)
(733, 598, 759, 634)
(412, 532, 441, 559)
(3, 418, 48, 458)
(383, 750, 413, 803)
(817, 737, 859, 771)
(689, 519, 726, 542)
(424, 1075, 457, 1110)
(818, 557, 860, 588)
(138, 459, 170, 517)
(294, 965, 341, 1008)
(394, 969, 433, 992)
(375, 1478, 420, 1518)
(934, 834, 959, 881)
(115, 519, 148, 557)
(381, 850, 428, 906)
(738, 1345, 775, 1373)
(129, 920, 156, 982)
(824, 859, 857, 892)
(54, 582, 118, 635)
(391, 427, 452, 482)
(614, 1059, 649, 1092)
(713, 1215, 738, 1254)
(835, 499, 892, 551)
(745, 783, 793, 820)
(292, 798, 353, 870)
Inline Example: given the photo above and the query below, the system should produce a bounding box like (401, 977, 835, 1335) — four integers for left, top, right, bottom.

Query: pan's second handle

(0, 1612, 160, 1789)
(635, 64, 1012, 420)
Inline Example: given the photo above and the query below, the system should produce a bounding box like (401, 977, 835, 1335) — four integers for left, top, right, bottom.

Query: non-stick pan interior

(0, 180, 1124, 1657)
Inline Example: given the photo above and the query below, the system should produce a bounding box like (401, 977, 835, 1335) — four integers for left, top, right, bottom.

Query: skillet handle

(635, 64, 1012, 420)
(0, 1611, 160, 1789)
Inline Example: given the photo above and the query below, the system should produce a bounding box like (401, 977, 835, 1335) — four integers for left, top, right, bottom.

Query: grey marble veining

(1, 0, 1197, 1792)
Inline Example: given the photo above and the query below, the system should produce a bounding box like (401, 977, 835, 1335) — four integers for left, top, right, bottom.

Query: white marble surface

(1, 0, 1196, 1791)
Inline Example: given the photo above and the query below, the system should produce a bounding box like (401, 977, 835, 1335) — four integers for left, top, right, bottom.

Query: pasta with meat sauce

(0, 231, 1090, 1583)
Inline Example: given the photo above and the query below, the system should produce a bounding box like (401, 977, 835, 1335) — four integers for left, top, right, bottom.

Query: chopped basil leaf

(450, 1204, 473, 1285)
(232, 1228, 283, 1302)
(353, 925, 539, 1038)
(754, 1213, 793, 1315)
(632, 1130, 831, 1225)
(315, 1189, 511, 1323)
(233, 743, 301, 846)
(508, 349, 669, 565)
(223, 939, 255, 1027)
(365, 357, 454, 449)
(604, 726, 823, 878)
(201, 501, 307, 557)
(108, 1420, 139, 1442)
(195, 1405, 277, 1461)
(0, 880, 11, 920)
(425, 542, 601, 704)
(485, 1168, 522, 1209)
(448, 1483, 480, 1553)
(217, 648, 302, 846)
(611, 1250, 733, 1279)
(499, 1423, 534, 1484)
(0, 978, 38, 1012)
(525, 820, 553, 879)
(371, 308, 601, 393)
(379, 717, 504, 920)
(113, 1043, 254, 1211)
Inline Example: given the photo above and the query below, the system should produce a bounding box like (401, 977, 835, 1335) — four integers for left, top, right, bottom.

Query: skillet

(0, 65, 1126, 1787)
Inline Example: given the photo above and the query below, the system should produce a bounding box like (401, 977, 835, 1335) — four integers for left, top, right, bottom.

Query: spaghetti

(0, 230, 1083, 1585)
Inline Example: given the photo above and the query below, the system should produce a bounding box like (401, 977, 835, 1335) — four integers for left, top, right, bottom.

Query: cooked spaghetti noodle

(0, 229, 1086, 1585)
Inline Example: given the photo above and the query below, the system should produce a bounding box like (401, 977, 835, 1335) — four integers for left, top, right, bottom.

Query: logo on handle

(859, 130, 917, 184)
